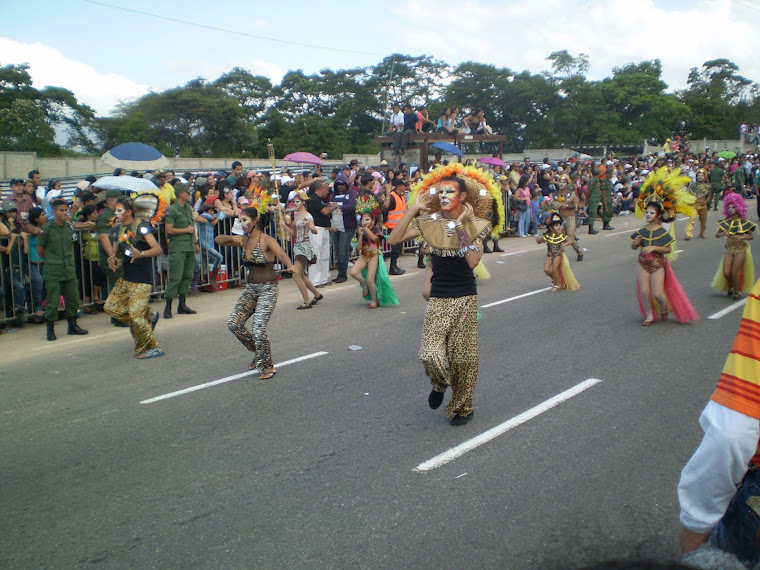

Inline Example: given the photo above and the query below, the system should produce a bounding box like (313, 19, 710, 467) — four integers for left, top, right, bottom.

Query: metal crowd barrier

(0, 206, 435, 327)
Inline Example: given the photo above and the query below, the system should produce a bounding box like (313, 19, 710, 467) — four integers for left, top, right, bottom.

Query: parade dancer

(104, 195, 166, 359)
(553, 175, 584, 260)
(711, 192, 755, 299)
(685, 169, 711, 240)
(349, 195, 399, 309)
(283, 190, 322, 310)
(389, 165, 496, 426)
(535, 212, 580, 291)
(215, 200, 297, 377)
(630, 168, 698, 326)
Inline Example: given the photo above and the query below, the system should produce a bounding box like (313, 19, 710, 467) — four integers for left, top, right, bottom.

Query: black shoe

(389, 266, 405, 275)
(111, 317, 129, 327)
(310, 294, 324, 306)
(483, 243, 492, 253)
(493, 244, 504, 252)
(588, 228, 598, 235)
(333, 276, 347, 283)
(67, 318, 88, 336)
(602, 224, 614, 230)
(451, 412, 472, 426)
(417, 258, 426, 269)
(428, 390, 444, 409)
(577, 253, 584, 261)
(177, 296, 196, 315)
(164, 300, 173, 319)
(46, 321, 56, 341)
(151, 311, 159, 330)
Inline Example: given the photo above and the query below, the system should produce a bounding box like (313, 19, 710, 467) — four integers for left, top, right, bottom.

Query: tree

(547, 50, 589, 80)
(213, 67, 273, 125)
(0, 63, 95, 155)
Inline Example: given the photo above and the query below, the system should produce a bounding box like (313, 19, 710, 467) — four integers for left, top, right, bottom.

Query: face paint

(438, 183, 461, 212)
(114, 205, 126, 222)
(728, 205, 737, 215)
(645, 208, 657, 221)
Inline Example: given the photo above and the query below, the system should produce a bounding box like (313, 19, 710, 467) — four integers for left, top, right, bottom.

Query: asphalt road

(1, 205, 754, 568)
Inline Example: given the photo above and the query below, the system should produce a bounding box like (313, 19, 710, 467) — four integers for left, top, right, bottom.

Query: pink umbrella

(283, 152, 323, 165)
(478, 156, 507, 168)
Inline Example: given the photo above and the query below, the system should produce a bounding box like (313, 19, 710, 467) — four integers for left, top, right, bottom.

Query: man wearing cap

(9, 178, 34, 232)
(152, 169, 176, 205)
(330, 178, 357, 283)
(385, 180, 408, 275)
(37, 198, 88, 341)
(163, 184, 201, 318)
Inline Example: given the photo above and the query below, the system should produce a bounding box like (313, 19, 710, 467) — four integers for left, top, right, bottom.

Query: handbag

(515, 199, 527, 211)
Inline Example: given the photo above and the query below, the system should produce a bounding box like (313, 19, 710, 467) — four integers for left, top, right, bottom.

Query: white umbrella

(92, 176, 159, 194)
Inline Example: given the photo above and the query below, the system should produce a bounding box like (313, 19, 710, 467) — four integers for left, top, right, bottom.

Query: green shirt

(38, 220, 77, 280)
(709, 167, 725, 190)
(96, 206, 115, 264)
(165, 201, 196, 252)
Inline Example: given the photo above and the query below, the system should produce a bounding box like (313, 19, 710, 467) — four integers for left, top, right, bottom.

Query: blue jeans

(200, 246, 224, 273)
(331, 230, 354, 279)
(29, 262, 45, 312)
(710, 466, 760, 567)
(517, 208, 531, 236)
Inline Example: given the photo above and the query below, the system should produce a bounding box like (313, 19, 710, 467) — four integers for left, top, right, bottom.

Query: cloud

(0, 37, 149, 116)
(161, 58, 286, 86)
(387, 0, 760, 92)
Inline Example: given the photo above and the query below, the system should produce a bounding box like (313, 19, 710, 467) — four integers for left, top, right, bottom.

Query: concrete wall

(642, 138, 756, 156)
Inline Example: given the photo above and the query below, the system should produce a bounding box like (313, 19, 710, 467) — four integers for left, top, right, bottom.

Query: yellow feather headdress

(635, 167, 696, 223)
(409, 163, 504, 238)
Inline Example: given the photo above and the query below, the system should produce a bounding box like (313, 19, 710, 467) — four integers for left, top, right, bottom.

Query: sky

(2, 0, 759, 117)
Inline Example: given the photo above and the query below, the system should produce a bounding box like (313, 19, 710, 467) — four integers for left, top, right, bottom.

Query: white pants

(309, 226, 331, 286)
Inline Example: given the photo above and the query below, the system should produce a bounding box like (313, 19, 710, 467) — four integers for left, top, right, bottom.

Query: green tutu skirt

(361, 253, 400, 306)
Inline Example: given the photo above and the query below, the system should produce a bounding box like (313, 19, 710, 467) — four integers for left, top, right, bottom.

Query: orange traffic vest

(385, 190, 407, 229)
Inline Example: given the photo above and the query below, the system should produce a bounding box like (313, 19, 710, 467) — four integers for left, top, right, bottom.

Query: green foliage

(2, 55, 759, 159)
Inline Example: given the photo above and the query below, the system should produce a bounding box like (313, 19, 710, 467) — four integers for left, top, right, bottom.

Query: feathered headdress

(133, 193, 168, 226)
(294, 189, 309, 202)
(355, 194, 380, 217)
(635, 167, 696, 223)
(248, 188, 273, 215)
(409, 163, 504, 237)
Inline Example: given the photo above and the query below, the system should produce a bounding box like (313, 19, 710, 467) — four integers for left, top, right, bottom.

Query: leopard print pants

(104, 279, 159, 355)
(228, 282, 279, 371)
(419, 295, 479, 418)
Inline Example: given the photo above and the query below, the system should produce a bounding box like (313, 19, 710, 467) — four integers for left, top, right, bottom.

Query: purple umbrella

(283, 152, 323, 165)
(478, 156, 507, 168)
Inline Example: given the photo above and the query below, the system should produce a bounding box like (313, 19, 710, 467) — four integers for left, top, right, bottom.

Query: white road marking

(414, 378, 602, 472)
(708, 299, 747, 320)
(140, 351, 329, 404)
(481, 287, 551, 308)
(499, 250, 531, 257)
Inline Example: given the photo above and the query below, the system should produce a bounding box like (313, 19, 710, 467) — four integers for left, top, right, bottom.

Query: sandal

(27, 315, 44, 324)
(361, 285, 369, 298)
(309, 294, 324, 306)
(248, 360, 258, 371)
(642, 319, 653, 327)
(296, 303, 312, 310)
(733, 292, 741, 300)
(137, 347, 164, 359)
(368, 301, 379, 309)
(83, 307, 98, 314)
(660, 308, 668, 321)
(260, 369, 276, 380)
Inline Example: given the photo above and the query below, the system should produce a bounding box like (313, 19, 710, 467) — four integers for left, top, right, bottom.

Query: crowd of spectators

(3, 143, 759, 330)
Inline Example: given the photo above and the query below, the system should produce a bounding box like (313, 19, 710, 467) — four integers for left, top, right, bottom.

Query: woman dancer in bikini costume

(712, 192, 755, 300)
(215, 205, 297, 377)
(535, 212, 580, 291)
(630, 168, 698, 326)
(552, 174, 585, 261)
(284, 189, 322, 310)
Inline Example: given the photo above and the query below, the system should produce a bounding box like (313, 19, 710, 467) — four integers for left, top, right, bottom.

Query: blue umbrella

(101, 142, 169, 170)
(430, 141, 463, 157)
